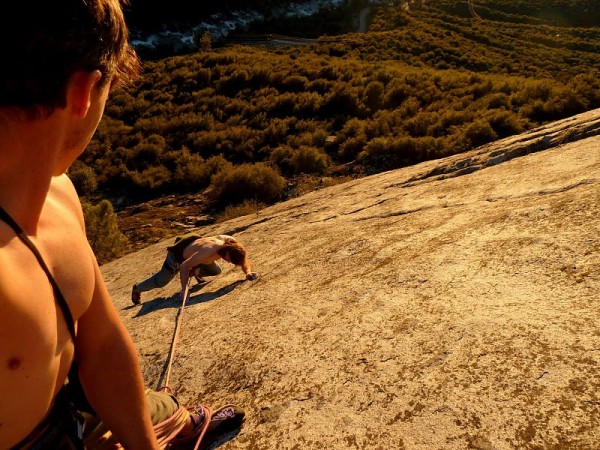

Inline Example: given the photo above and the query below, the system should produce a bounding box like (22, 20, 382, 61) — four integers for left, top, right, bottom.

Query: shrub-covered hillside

(75, 0, 600, 257)
(434, 0, 599, 27)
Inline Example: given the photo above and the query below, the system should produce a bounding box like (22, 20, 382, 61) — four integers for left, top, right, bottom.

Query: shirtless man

(132, 234, 259, 304)
(0, 1, 242, 448)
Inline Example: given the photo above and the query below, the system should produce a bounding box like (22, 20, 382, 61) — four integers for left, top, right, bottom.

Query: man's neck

(0, 115, 63, 233)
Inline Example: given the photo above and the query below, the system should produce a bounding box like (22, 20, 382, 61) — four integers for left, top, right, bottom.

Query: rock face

(102, 109, 600, 449)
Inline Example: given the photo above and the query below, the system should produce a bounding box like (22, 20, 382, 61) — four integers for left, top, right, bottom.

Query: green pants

(83, 390, 180, 448)
(13, 390, 180, 450)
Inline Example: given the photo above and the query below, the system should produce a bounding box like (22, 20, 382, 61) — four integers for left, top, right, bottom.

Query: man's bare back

(0, 175, 95, 447)
(131, 234, 258, 305)
(181, 235, 235, 264)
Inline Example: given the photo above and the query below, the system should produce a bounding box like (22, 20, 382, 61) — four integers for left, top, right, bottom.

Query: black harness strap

(0, 206, 76, 342)
(1, 206, 88, 449)
(0, 206, 94, 410)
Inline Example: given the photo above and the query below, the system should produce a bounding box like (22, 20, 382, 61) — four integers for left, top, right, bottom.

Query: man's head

(0, 0, 140, 118)
(218, 239, 250, 273)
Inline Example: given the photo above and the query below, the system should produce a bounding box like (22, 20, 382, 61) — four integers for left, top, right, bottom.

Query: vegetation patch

(79, 0, 600, 261)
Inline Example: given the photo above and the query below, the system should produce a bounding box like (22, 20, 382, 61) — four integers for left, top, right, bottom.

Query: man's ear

(67, 70, 103, 117)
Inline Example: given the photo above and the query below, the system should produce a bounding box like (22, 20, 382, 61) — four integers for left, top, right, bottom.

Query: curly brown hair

(218, 238, 250, 273)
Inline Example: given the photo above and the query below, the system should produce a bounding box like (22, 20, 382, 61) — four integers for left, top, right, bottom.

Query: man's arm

(76, 261, 160, 450)
(239, 256, 258, 280)
(178, 247, 216, 297)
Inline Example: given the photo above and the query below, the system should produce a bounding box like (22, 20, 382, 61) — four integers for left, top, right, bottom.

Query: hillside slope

(103, 109, 600, 449)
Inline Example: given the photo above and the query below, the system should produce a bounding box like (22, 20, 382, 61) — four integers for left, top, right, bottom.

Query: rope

(153, 407, 188, 447)
(156, 276, 192, 390)
(192, 405, 212, 450)
(153, 276, 214, 449)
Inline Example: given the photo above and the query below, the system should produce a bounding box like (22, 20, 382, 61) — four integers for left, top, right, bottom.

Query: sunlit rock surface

(104, 109, 600, 449)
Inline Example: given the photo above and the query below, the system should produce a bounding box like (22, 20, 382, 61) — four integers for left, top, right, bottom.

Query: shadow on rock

(131, 280, 244, 317)
(204, 428, 243, 450)
(187, 280, 245, 307)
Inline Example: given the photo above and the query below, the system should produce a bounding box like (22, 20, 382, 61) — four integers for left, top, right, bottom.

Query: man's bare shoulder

(37, 174, 96, 321)
(215, 234, 236, 242)
(181, 235, 226, 261)
(193, 235, 232, 246)
(48, 174, 85, 226)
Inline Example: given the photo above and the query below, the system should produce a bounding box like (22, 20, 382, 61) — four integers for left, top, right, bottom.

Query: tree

(82, 200, 128, 264)
(198, 31, 212, 52)
(68, 161, 97, 197)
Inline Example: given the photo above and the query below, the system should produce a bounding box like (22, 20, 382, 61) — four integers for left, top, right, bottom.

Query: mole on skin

(7, 357, 21, 370)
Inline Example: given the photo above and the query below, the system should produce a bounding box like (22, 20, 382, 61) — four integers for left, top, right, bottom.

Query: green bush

(487, 93, 510, 109)
(463, 120, 499, 147)
(290, 146, 330, 175)
(128, 135, 166, 170)
(281, 75, 309, 93)
(360, 136, 440, 168)
(321, 86, 359, 117)
(209, 162, 286, 207)
(171, 148, 210, 190)
(338, 135, 367, 161)
(129, 166, 171, 191)
(405, 112, 435, 137)
(511, 81, 553, 106)
(215, 199, 267, 223)
(68, 162, 97, 197)
(363, 81, 385, 112)
(270, 145, 295, 175)
(204, 155, 234, 176)
(82, 199, 127, 264)
(271, 93, 297, 118)
(383, 81, 410, 109)
(541, 87, 588, 120)
(486, 110, 523, 137)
